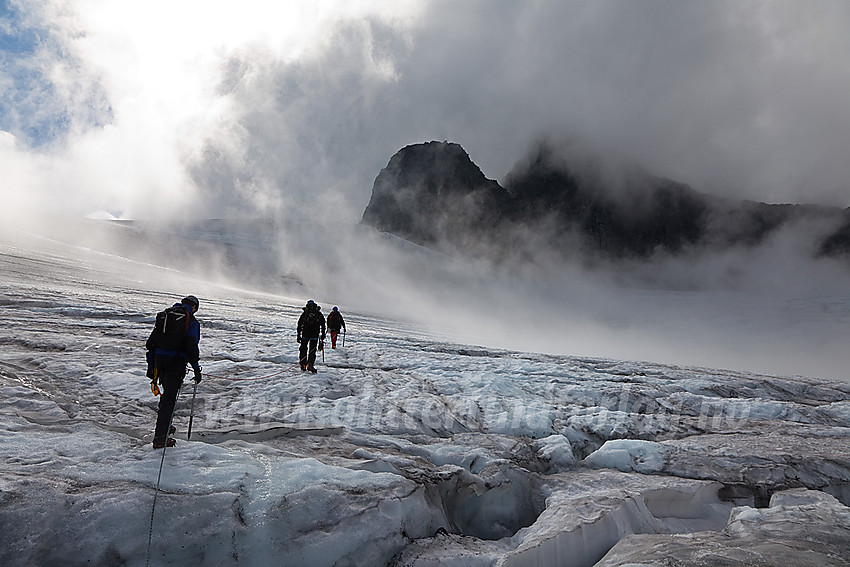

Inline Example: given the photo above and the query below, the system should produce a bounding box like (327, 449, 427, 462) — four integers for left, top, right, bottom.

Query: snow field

(1, 236, 850, 566)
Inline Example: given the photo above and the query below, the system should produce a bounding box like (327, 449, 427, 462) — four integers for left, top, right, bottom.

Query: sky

(1, 0, 850, 228)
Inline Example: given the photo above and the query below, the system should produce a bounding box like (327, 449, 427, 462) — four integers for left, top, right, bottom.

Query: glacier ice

(0, 235, 849, 566)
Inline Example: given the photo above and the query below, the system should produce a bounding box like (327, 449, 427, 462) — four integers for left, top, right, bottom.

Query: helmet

(182, 295, 199, 312)
(306, 299, 316, 306)
(332, 306, 339, 312)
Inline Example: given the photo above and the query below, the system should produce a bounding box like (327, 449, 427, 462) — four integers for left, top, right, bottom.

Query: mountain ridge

(361, 140, 850, 263)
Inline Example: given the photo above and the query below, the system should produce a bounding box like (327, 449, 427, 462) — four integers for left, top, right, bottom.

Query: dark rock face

(361, 141, 510, 253)
(361, 140, 850, 262)
(820, 210, 850, 256)
(503, 144, 710, 257)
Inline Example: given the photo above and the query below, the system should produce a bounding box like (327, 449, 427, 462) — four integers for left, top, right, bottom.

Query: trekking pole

(342, 330, 345, 347)
(187, 381, 198, 440)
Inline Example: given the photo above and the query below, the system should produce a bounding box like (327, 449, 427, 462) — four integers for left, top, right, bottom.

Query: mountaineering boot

(169, 425, 176, 435)
(153, 438, 177, 449)
(308, 365, 317, 374)
(301, 364, 306, 371)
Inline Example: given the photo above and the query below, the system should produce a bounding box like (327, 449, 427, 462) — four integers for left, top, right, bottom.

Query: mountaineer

(326, 306, 346, 349)
(297, 300, 325, 373)
(145, 295, 202, 448)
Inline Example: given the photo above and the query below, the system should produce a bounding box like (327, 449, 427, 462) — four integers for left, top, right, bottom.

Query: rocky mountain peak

(361, 140, 850, 265)
(361, 141, 510, 251)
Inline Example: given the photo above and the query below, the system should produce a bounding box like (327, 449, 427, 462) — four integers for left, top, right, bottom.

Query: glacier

(1, 230, 849, 567)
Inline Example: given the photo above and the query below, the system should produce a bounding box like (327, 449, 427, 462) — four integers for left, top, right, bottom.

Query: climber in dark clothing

(326, 306, 346, 349)
(297, 300, 325, 373)
(145, 295, 202, 449)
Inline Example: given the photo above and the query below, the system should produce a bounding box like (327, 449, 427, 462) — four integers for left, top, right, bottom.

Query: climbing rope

(144, 359, 303, 564)
(145, 386, 181, 567)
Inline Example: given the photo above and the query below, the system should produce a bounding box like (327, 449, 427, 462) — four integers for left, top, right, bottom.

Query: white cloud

(4, 0, 850, 223)
(2, 0, 423, 219)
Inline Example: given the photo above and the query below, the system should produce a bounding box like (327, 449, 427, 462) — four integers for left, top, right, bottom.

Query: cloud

(1, 1, 424, 220)
(3, 0, 850, 223)
(190, 0, 850, 226)
(404, 0, 850, 206)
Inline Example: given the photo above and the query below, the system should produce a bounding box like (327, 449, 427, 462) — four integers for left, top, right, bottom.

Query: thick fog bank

(6, 214, 847, 383)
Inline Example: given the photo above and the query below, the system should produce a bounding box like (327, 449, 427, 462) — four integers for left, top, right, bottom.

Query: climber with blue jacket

(146, 295, 202, 448)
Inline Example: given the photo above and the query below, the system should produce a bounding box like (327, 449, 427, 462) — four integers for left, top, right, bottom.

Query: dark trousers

(154, 356, 186, 443)
(299, 339, 318, 368)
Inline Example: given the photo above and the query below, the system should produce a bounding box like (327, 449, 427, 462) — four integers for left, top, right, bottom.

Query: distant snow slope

(1, 231, 849, 566)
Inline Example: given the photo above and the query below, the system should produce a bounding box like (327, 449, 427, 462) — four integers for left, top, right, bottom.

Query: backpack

(305, 310, 321, 327)
(153, 306, 190, 350)
(328, 311, 341, 327)
(302, 309, 323, 335)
